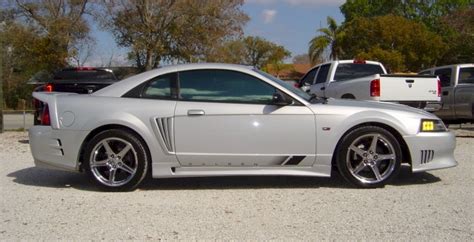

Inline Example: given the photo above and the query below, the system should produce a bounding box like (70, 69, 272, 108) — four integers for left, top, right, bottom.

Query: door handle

(320, 86, 326, 91)
(442, 91, 449, 96)
(187, 109, 205, 116)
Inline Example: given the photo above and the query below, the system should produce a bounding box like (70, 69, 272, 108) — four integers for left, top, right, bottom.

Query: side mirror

(272, 92, 293, 106)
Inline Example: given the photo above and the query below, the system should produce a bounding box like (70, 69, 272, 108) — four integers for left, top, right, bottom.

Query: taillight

(41, 104, 51, 125)
(437, 78, 441, 97)
(294, 82, 301, 88)
(370, 79, 380, 97)
(44, 83, 53, 92)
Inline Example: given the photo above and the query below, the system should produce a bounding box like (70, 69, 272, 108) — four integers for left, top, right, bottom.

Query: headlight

(420, 119, 447, 132)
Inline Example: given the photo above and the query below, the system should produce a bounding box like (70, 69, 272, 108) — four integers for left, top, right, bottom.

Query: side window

(122, 73, 176, 99)
(301, 68, 318, 86)
(141, 74, 174, 99)
(179, 70, 276, 104)
(459, 67, 474, 84)
(315, 64, 330, 84)
(434, 68, 452, 87)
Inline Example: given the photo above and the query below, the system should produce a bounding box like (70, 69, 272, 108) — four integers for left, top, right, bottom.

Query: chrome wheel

(90, 137, 138, 187)
(336, 126, 402, 188)
(346, 133, 397, 184)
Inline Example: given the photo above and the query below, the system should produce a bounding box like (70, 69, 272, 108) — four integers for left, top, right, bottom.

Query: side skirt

(151, 163, 332, 178)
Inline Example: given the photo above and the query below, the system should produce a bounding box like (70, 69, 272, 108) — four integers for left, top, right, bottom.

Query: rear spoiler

(32, 91, 77, 103)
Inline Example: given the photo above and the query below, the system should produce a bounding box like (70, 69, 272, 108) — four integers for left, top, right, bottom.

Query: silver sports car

(29, 63, 457, 191)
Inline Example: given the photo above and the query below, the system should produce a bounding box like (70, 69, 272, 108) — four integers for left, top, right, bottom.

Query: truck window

(434, 68, 452, 87)
(459, 67, 474, 84)
(301, 67, 318, 86)
(315, 64, 330, 84)
(333, 64, 384, 82)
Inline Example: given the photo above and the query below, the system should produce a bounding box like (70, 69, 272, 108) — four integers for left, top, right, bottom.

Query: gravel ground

(1, 129, 473, 240)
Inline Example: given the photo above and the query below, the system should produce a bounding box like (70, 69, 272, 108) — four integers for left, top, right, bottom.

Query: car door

(173, 69, 316, 167)
(310, 64, 331, 97)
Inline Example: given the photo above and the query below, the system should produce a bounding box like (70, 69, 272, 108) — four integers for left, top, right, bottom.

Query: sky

(86, 0, 345, 66)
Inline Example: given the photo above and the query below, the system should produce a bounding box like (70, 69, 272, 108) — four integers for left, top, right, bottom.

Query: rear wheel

(336, 126, 401, 188)
(84, 129, 148, 191)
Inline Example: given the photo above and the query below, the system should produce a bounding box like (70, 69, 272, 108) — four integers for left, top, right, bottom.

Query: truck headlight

(420, 119, 447, 132)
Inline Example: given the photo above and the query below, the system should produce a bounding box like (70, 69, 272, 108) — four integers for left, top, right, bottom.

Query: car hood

(309, 98, 438, 119)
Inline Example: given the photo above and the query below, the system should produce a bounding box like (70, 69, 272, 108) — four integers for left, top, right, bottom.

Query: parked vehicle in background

(297, 60, 441, 112)
(32, 67, 120, 124)
(420, 64, 474, 124)
(29, 63, 456, 191)
(33, 67, 119, 94)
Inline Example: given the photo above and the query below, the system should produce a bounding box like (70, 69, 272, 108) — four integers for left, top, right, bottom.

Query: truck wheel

(84, 129, 149, 191)
(341, 94, 355, 99)
(336, 126, 402, 188)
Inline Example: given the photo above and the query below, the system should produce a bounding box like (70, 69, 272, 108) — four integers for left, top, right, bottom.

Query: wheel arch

(331, 122, 412, 167)
(341, 93, 356, 99)
(78, 124, 152, 172)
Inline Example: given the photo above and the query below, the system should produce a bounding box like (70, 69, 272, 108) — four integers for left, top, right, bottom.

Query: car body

(298, 60, 441, 112)
(420, 64, 474, 124)
(29, 63, 457, 191)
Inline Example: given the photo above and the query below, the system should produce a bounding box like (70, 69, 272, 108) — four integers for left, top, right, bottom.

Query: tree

(15, 0, 91, 68)
(292, 54, 311, 65)
(308, 16, 344, 64)
(439, 6, 474, 64)
(1, 1, 91, 109)
(214, 36, 291, 69)
(340, 15, 446, 72)
(100, 0, 248, 71)
(340, 0, 470, 29)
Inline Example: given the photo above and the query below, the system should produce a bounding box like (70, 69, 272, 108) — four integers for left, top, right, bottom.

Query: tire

(335, 126, 401, 188)
(84, 129, 149, 191)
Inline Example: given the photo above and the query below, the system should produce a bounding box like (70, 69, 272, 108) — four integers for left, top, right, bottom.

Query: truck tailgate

(379, 75, 440, 101)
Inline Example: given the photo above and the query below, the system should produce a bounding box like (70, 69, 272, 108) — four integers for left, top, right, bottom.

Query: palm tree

(309, 16, 344, 64)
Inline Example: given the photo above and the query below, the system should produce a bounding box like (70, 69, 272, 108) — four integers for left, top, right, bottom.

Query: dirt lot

(1, 128, 473, 240)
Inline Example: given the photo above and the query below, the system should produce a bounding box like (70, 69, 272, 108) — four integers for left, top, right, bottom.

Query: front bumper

(29, 126, 88, 172)
(404, 131, 457, 172)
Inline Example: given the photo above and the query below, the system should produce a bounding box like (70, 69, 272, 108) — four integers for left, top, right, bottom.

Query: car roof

(93, 63, 255, 97)
(420, 63, 474, 73)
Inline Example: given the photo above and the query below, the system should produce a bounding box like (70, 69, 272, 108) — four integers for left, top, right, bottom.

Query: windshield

(254, 69, 311, 101)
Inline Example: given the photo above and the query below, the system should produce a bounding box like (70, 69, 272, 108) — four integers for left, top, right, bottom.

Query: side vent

(155, 117, 174, 152)
(420, 150, 434, 164)
(281, 156, 306, 166)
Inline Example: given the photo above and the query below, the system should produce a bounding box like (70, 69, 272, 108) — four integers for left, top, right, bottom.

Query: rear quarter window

(459, 67, 474, 84)
(334, 64, 384, 82)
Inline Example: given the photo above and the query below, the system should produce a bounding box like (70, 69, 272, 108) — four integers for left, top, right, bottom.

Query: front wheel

(336, 126, 402, 188)
(84, 129, 149, 191)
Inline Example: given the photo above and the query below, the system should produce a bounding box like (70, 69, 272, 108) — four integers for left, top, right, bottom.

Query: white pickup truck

(297, 60, 441, 111)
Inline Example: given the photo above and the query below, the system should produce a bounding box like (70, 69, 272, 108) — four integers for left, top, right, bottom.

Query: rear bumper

(403, 131, 457, 173)
(29, 126, 88, 172)
(424, 101, 442, 112)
